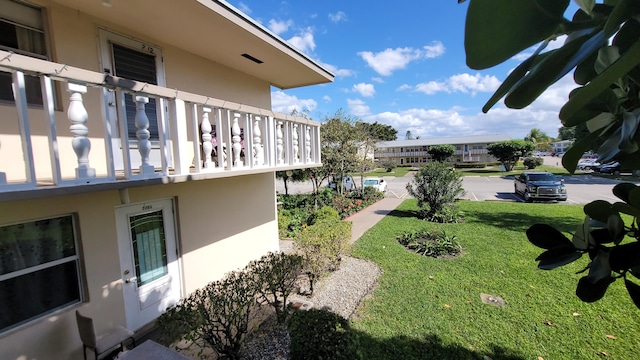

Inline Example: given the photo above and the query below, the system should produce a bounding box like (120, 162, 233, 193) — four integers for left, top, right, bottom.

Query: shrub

(294, 219, 352, 294)
(288, 308, 359, 360)
(246, 252, 303, 323)
(523, 156, 544, 169)
(381, 160, 397, 172)
(157, 269, 260, 360)
(397, 229, 462, 258)
(406, 162, 466, 221)
(158, 252, 304, 357)
(307, 206, 340, 226)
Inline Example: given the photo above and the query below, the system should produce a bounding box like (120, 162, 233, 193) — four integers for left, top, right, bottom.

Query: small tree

(487, 139, 534, 171)
(428, 144, 456, 162)
(276, 169, 309, 195)
(406, 162, 465, 221)
(381, 160, 397, 172)
(523, 156, 544, 169)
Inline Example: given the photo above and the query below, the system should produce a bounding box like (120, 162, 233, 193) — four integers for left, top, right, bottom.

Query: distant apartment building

(375, 134, 511, 166)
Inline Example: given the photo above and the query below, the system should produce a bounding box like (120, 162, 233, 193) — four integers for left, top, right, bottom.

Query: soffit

(51, 0, 333, 89)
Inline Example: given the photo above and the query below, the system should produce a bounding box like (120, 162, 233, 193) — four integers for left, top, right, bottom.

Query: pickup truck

(514, 172, 567, 202)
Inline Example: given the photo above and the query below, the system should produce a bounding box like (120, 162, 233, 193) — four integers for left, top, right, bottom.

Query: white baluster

(292, 123, 299, 163)
(276, 121, 284, 164)
(253, 116, 263, 166)
(201, 107, 214, 168)
(0, 140, 6, 184)
(305, 126, 312, 163)
(67, 83, 95, 178)
(232, 112, 243, 166)
(135, 96, 154, 174)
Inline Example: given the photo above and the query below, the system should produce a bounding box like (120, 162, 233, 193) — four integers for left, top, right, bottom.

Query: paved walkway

(345, 197, 405, 243)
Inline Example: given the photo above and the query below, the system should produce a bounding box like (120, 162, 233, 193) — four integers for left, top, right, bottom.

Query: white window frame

(0, 214, 84, 334)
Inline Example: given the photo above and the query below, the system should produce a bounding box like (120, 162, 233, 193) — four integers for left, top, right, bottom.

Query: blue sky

(228, 0, 579, 141)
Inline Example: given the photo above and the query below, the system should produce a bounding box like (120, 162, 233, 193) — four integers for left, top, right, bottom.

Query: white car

(363, 178, 387, 192)
(327, 176, 355, 191)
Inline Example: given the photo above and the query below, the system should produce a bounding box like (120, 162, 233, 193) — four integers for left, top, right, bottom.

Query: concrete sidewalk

(345, 197, 405, 243)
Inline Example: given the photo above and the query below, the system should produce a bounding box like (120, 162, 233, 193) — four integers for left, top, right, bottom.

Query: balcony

(0, 50, 321, 201)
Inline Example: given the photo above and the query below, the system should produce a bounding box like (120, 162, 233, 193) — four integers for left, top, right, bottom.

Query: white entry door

(116, 199, 181, 330)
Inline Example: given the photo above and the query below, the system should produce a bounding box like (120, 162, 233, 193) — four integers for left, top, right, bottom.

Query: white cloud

(268, 19, 293, 35)
(328, 11, 347, 23)
(347, 98, 371, 117)
(352, 83, 375, 97)
(322, 95, 332, 102)
(423, 41, 445, 58)
(357, 73, 578, 140)
(396, 84, 412, 91)
(287, 28, 316, 53)
(371, 77, 384, 83)
(271, 91, 317, 114)
(236, 2, 251, 14)
(358, 41, 445, 76)
(414, 73, 500, 96)
(320, 62, 354, 77)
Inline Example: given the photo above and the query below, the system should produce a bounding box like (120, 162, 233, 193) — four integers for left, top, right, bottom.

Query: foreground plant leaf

(536, 245, 583, 270)
(624, 279, 640, 309)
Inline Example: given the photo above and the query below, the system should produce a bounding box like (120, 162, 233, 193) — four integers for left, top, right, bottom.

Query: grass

(349, 200, 640, 359)
(363, 167, 414, 177)
(456, 164, 575, 177)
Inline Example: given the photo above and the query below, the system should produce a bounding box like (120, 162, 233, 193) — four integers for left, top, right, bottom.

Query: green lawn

(349, 200, 640, 359)
(363, 167, 414, 177)
(456, 164, 575, 177)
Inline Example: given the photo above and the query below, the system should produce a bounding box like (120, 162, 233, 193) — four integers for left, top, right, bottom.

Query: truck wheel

(523, 191, 531, 202)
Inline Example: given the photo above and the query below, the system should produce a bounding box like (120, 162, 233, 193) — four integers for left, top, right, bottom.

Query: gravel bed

(240, 255, 382, 359)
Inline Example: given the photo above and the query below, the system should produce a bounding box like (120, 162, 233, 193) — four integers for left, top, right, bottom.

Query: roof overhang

(52, 0, 334, 89)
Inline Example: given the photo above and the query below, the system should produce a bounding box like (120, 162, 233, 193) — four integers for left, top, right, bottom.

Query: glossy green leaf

(561, 131, 600, 173)
(609, 242, 640, 271)
(590, 228, 614, 245)
(612, 201, 640, 217)
(612, 182, 638, 203)
(628, 187, 640, 208)
(505, 31, 604, 109)
(526, 223, 573, 249)
(597, 126, 623, 163)
(576, 275, 615, 302)
(536, 245, 583, 270)
(574, 51, 599, 85)
(573, 217, 590, 250)
(624, 279, 640, 309)
(620, 112, 640, 153)
(465, 0, 570, 69)
(574, 0, 596, 14)
(584, 200, 615, 222)
(482, 47, 552, 113)
(604, 0, 640, 37)
(560, 41, 640, 121)
(588, 250, 612, 283)
(607, 214, 625, 245)
(613, 18, 640, 53)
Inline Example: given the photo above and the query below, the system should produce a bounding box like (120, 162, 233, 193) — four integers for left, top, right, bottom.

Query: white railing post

(170, 98, 190, 175)
(231, 112, 243, 167)
(292, 123, 299, 164)
(253, 116, 263, 166)
(305, 126, 312, 163)
(201, 106, 214, 169)
(67, 83, 96, 178)
(276, 120, 284, 165)
(134, 96, 154, 175)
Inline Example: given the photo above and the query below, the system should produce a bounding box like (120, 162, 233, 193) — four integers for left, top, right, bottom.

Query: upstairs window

(0, 0, 49, 105)
(0, 214, 83, 333)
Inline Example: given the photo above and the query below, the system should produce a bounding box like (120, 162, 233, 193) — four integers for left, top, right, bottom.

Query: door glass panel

(129, 210, 167, 286)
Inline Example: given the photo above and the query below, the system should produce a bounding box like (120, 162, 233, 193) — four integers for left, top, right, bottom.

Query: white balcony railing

(0, 50, 321, 198)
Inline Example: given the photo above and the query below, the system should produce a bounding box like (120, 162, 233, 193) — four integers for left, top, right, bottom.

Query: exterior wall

(376, 143, 496, 166)
(0, 0, 271, 181)
(0, 172, 278, 359)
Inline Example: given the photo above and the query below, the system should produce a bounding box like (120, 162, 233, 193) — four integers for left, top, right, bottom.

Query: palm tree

(525, 128, 553, 153)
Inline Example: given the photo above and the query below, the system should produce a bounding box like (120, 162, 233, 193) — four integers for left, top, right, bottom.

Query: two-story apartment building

(0, 1, 333, 358)
(375, 134, 511, 166)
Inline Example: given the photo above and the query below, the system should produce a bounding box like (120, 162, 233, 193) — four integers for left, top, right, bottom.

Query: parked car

(363, 178, 387, 192)
(577, 159, 600, 171)
(597, 162, 632, 175)
(327, 176, 355, 191)
(514, 172, 567, 202)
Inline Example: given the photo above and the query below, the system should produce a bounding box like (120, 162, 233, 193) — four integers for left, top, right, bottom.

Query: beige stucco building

(374, 134, 511, 166)
(0, 1, 332, 358)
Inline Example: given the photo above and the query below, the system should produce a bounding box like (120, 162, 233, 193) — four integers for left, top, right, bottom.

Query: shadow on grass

(289, 308, 526, 360)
